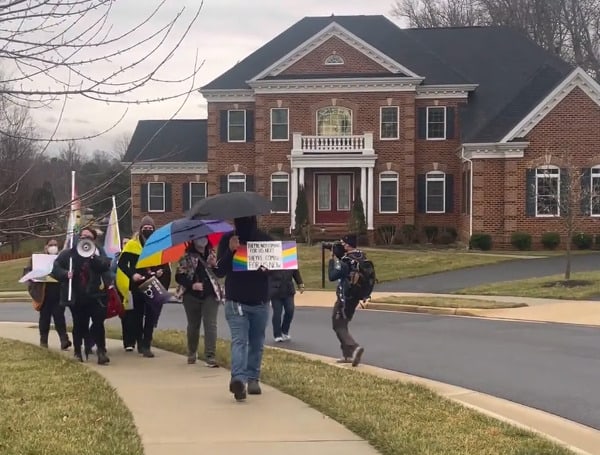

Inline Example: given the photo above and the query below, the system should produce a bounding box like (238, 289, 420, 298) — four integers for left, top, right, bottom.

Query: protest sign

(233, 241, 298, 271)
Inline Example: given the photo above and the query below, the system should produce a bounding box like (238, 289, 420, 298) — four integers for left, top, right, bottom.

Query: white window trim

(324, 54, 344, 65)
(426, 106, 446, 141)
(317, 174, 332, 211)
(316, 106, 353, 136)
(379, 106, 399, 141)
(379, 172, 399, 214)
(147, 182, 165, 213)
(270, 172, 290, 214)
(535, 165, 560, 218)
(227, 172, 246, 192)
(270, 108, 289, 142)
(189, 181, 207, 210)
(425, 171, 446, 214)
(227, 109, 246, 143)
(590, 166, 600, 217)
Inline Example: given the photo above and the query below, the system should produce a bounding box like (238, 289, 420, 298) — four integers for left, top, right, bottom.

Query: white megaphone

(76, 238, 98, 258)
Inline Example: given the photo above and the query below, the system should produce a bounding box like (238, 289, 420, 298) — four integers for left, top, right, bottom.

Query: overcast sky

(25, 0, 403, 155)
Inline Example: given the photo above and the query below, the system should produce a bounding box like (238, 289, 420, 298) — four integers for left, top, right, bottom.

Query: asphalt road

(3, 302, 600, 430)
(376, 252, 600, 292)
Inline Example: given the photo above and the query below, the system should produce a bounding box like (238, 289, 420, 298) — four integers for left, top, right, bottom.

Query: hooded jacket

(268, 269, 303, 300)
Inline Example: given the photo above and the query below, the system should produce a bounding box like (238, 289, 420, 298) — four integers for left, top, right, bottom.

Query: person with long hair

(175, 236, 223, 367)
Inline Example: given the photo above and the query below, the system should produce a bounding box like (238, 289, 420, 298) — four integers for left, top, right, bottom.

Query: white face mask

(47, 246, 59, 255)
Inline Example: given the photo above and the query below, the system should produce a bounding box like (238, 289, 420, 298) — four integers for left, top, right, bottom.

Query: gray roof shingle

(124, 119, 207, 163)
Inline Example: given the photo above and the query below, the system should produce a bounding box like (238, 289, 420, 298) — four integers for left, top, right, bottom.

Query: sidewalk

(0, 322, 379, 455)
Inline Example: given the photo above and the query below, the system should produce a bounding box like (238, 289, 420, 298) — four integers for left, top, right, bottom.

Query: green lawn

(0, 258, 29, 292)
(104, 328, 573, 455)
(456, 271, 600, 300)
(370, 296, 528, 309)
(0, 338, 143, 455)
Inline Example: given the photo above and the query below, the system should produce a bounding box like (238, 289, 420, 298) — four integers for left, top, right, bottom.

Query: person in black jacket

(117, 216, 171, 358)
(215, 216, 272, 401)
(52, 228, 112, 365)
(269, 269, 304, 342)
(175, 237, 222, 367)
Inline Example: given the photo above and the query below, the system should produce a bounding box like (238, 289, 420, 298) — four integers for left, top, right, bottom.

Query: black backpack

(347, 256, 376, 301)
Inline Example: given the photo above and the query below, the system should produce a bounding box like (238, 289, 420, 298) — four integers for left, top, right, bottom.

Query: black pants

(271, 295, 295, 338)
(121, 310, 137, 348)
(332, 298, 359, 358)
(130, 291, 158, 349)
(39, 284, 68, 344)
(72, 298, 107, 352)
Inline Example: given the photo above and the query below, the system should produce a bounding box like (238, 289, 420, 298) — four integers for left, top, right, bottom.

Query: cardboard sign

(233, 241, 298, 271)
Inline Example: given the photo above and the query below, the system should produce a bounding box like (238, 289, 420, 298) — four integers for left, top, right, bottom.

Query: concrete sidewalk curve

(0, 322, 379, 455)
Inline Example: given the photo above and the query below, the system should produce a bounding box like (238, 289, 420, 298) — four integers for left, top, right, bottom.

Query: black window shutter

(246, 175, 255, 192)
(182, 183, 190, 212)
(581, 168, 591, 215)
(525, 169, 536, 217)
(417, 174, 426, 213)
(446, 107, 455, 139)
(141, 183, 148, 212)
(246, 110, 255, 142)
(445, 174, 454, 213)
(219, 175, 228, 194)
(164, 183, 172, 212)
(220, 111, 228, 142)
(559, 168, 569, 217)
(417, 108, 427, 139)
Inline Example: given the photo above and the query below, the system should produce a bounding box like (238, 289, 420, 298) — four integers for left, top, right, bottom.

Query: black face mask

(141, 229, 154, 240)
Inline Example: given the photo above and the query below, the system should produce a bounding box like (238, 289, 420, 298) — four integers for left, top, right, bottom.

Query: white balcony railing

(291, 133, 374, 155)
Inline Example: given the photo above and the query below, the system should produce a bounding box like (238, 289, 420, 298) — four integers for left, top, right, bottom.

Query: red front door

(314, 173, 353, 224)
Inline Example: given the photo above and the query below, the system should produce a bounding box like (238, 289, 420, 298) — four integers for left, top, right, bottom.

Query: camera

(322, 241, 345, 259)
(322, 241, 341, 250)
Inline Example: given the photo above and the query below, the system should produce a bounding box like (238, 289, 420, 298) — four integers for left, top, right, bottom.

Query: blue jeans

(224, 300, 269, 383)
(271, 296, 295, 338)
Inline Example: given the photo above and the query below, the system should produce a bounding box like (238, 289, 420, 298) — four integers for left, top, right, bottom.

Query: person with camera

(52, 227, 113, 365)
(327, 234, 365, 367)
(269, 269, 304, 342)
(175, 236, 223, 367)
(117, 216, 171, 358)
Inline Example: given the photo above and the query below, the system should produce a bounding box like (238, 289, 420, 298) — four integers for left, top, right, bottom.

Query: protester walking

(328, 234, 366, 367)
(52, 227, 112, 365)
(215, 216, 273, 401)
(117, 216, 171, 358)
(269, 269, 304, 342)
(25, 238, 72, 350)
(175, 236, 223, 367)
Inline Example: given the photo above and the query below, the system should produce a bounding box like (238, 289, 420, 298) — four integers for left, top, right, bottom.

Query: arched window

(426, 171, 445, 213)
(324, 53, 344, 65)
(379, 172, 399, 213)
(270, 172, 289, 213)
(316, 107, 352, 136)
(535, 165, 560, 216)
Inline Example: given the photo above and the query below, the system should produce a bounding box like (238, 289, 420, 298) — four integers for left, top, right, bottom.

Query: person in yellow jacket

(116, 216, 171, 357)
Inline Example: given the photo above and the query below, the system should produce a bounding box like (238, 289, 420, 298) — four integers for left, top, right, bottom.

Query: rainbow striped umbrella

(137, 218, 233, 268)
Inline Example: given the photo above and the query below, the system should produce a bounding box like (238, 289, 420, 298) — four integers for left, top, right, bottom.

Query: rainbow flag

(233, 241, 298, 271)
(103, 196, 121, 259)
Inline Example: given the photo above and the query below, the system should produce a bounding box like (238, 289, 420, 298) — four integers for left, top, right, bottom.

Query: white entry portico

(288, 132, 377, 232)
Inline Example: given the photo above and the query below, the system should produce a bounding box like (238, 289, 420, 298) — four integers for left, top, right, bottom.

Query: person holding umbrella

(190, 192, 274, 402)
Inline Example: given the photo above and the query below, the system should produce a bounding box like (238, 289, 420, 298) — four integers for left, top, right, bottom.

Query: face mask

(141, 229, 154, 239)
(47, 246, 58, 255)
(194, 238, 208, 249)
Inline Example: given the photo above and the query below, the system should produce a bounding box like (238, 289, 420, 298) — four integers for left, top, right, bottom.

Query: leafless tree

(59, 140, 83, 171)
(391, 0, 600, 78)
(112, 132, 132, 160)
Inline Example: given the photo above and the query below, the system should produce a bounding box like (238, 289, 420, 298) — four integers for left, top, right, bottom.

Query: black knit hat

(341, 234, 357, 248)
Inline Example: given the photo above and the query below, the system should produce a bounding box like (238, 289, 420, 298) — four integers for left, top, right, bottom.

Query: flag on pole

(64, 171, 81, 250)
(104, 195, 121, 259)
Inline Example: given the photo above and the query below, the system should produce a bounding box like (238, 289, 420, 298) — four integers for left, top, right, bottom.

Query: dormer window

(324, 52, 344, 65)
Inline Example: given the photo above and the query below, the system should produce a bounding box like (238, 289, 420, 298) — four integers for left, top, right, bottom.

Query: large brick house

(124, 15, 600, 247)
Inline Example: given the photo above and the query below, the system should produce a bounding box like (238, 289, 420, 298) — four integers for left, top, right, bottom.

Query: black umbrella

(189, 191, 273, 220)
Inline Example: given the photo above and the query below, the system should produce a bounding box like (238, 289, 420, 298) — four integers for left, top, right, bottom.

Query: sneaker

(274, 337, 284, 342)
(229, 379, 247, 401)
(97, 350, 110, 365)
(187, 355, 197, 365)
(247, 379, 262, 395)
(336, 357, 351, 364)
(281, 333, 291, 341)
(141, 348, 155, 358)
(40, 341, 49, 349)
(60, 340, 72, 351)
(124, 346, 134, 352)
(205, 358, 219, 368)
(351, 346, 364, 367)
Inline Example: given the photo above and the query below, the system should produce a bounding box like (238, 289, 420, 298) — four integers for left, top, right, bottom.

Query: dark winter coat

(268, 270, 303, 300)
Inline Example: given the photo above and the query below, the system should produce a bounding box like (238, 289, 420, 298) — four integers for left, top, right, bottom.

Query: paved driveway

(376, 252, 600, 293)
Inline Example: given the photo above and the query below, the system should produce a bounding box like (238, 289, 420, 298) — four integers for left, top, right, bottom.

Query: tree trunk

(565, 237, 572, 280)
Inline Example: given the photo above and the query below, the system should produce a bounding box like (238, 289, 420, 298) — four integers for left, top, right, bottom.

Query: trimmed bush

(268, 227, 285, 240)
(470, 233, 492, 251)
(595, 234, 600, 249)
(541, 232, 560, 250)
(572, 232, 593, 250)
(510, 232, 532, 251)
(400, 224, 416, 244)
(376, 224, 397, 245)
(424, 225, 439, 243)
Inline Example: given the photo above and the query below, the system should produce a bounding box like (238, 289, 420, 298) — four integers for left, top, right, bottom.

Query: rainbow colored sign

(233, 241, 298, 271)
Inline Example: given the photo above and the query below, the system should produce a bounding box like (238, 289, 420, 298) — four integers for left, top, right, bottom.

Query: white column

(299, 168, 305, 187)
(290, 167, 299, 233)
(360, 167, 367, 207)
(367, 166, 374, 230)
